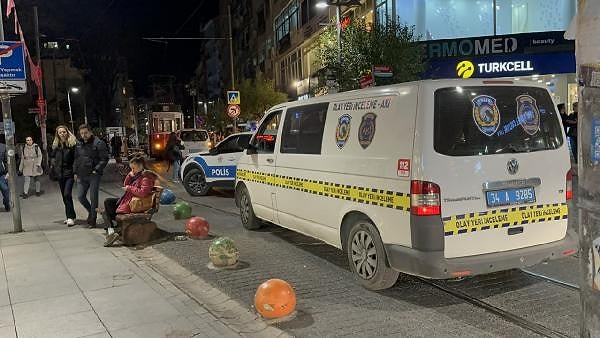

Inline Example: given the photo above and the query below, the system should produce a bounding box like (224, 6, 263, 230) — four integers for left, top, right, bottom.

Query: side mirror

(246, 143, 258, 155)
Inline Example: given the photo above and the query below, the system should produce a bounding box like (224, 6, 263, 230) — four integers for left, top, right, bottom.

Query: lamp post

(316, 0, 361, 63)
(67, 88, 76, 131)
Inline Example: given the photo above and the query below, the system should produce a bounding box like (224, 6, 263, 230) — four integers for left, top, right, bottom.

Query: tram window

(153, 118, 159, 132)
(175, 118, 182, 131)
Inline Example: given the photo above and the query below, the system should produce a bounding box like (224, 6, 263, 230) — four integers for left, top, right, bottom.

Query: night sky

(12, 0, 219, 96)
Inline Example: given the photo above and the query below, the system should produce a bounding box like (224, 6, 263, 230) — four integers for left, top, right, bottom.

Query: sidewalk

(0, 228, 241, 338)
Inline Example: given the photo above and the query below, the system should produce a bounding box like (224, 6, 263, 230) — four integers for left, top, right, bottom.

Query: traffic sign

(0, 42, 27, 94)
(227, 104, 241, 118)
(227, 91, 240, 105)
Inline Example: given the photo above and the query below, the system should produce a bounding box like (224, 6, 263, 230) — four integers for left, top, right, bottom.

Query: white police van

(180, 132, 252, 196)
(235, 79, 577, 290)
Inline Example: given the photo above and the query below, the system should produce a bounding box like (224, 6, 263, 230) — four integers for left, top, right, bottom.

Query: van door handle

(266, 158, 274, 164)
(508, 227, 524, 235)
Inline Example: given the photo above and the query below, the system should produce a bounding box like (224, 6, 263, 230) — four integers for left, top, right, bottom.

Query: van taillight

(411, 180, 441, 216)
(566, 170, 573, 200)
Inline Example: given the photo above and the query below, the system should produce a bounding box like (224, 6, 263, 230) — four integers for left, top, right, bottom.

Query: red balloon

(185, 217, 210, 238)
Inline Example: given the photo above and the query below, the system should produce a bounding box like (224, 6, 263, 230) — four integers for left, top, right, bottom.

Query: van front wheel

(346, 220, 399, 290)
(238, 187, 262, 230)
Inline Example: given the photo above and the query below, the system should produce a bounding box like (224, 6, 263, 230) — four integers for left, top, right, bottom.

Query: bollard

(254, 279, 296, 319)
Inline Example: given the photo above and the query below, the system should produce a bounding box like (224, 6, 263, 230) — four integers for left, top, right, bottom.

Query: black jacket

(51, 144, 76, 179)
(0, 143, 7, 176)
(74, 136, 109, 177)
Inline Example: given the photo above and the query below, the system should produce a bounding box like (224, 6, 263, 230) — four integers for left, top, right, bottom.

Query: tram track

(520, 268, 580, 291)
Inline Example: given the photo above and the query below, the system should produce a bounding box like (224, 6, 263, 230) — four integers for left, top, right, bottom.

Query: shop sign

(373, 65, 393, 78)
(425, 31, 574, 60)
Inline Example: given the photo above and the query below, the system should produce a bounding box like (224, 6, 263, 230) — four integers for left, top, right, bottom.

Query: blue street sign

(0, 41, 27, 94)
(227, 91, 240, 105)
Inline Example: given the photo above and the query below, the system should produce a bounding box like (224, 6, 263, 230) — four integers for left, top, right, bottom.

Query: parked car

(180, 132, 252, 196)
(179, 129, 210, 158)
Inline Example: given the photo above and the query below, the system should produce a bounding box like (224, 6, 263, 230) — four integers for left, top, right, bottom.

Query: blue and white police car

(180, 132, 252, 196)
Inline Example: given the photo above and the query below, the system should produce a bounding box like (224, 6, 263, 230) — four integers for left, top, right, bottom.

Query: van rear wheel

(346, 220, 399, 290)
(238, 187, 262, 230)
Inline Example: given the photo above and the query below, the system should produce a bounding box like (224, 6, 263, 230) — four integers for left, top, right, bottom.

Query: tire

(346, 219, 399, 290)
(238, 186, 263, 230)
(183, 168, 211, 196)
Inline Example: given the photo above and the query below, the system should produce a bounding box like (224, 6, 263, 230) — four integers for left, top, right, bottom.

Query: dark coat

(51, 144, 76, 179)
(74, 136, 109, 177)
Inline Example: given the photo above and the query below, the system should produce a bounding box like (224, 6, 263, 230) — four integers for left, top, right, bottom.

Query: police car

(180, 132, 252, 196)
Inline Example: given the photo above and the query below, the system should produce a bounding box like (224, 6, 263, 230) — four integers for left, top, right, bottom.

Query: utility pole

(33, 7, 48, 170)
(570, 1, 600, 337)
(228, 4, 237, 132)
(0, 3, 23, 232)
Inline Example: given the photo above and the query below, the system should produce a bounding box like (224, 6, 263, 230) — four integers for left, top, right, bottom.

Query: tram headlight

(154, 143, 162, 150)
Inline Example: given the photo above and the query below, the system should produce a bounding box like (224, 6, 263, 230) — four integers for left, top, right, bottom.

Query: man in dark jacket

(74, 124, 109, 227)
(0, 135, 9, 211)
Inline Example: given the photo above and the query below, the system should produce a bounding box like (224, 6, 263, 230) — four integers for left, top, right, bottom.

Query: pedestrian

(165, 132, 184, 182)
(19, 136, 43, 198)
(566, 102, 578, 163)
(102, 154, 159, 246)
(557, 103, 568, 136)
(50, 125, 77, 227)
(74, 124, 109, 228)
(110, 134, 122, 163)
(0, 135, 10, 211)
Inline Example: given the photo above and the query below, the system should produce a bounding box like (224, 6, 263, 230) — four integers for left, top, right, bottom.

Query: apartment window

(275, 1, 300, 42)
(280, 103, 328, 154)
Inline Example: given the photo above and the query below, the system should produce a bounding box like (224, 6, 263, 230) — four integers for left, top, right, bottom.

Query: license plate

(486, 187, 536, 207)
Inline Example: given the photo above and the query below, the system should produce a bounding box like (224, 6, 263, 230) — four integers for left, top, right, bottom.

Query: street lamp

(67, 86, 88, 128)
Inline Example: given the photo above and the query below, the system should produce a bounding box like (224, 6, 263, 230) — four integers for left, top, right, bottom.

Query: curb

(133, 246, 293, 338)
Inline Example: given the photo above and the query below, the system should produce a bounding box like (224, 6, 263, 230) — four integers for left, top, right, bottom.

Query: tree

(316, 17, 425, 92)
(237, 74, 288, 120)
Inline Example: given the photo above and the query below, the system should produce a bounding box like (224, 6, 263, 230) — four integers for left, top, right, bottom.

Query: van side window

(254, 111, 282, 154)
(280, 103, 328, 154)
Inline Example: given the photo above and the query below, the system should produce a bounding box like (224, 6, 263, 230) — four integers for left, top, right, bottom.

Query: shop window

(495, 0, 576, 35)
(280, 103, 328, 154)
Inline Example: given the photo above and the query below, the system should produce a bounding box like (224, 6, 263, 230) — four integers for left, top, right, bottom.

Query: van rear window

(434, 86, 563, 156)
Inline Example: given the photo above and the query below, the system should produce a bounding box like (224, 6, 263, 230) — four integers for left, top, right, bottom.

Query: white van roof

(271, 78, 548, 111)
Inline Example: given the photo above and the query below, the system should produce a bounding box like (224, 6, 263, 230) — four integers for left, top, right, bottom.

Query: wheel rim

(351, 229, 377, 280)
(188, 173, 208, 193)
(240, 193, 250, 224)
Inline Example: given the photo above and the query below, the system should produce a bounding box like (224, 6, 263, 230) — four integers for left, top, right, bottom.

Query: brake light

(562, 249, 577, 256)
(451, 270, 472, 278)
(411, 180, 441, 216)
(566, 169, 573, 200)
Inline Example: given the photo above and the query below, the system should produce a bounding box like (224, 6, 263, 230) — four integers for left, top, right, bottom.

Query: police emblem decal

(516, 94, 541, 136)
(335, 114, 352, 149)
(472, 95, 501, 136)
(358, 112, 377, 149)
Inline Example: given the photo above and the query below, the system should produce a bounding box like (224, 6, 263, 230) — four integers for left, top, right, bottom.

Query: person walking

(74, 124, 109, 228)
(110, 134, 122, 163)
(565, 102, 578, 163)
(0, 135, 10, 211)
(50, 125, 77, 227)
(19, 136, 43, 198)
(165, 132, 184, 182)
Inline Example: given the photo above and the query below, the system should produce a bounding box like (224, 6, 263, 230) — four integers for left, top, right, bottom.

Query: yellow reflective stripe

(442, 203, 568, 236)
(236, 169, 410, 211)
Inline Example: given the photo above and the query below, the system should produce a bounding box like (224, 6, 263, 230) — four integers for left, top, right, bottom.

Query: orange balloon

(254, 279, 296, 319)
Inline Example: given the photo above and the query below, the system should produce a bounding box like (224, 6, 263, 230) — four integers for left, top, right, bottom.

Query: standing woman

(51, 125, 77, 227)
(19, 136, 43, 198)
(165, 132, 184, 182)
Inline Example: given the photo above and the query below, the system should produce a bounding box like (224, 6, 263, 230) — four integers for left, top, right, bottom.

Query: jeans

(103, 197, 119, 228)
(0, 176, 9, 209)
(59, 177, 76, 220)
(23, 176, 40, 194)
(172, 160, 181, 181)
(77, 174, 101, 224)
(570, 136, 578, 163)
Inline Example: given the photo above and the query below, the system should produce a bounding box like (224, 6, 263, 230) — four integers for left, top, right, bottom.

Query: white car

(180, 132, 252, 196)
(179, 129, 211, 158)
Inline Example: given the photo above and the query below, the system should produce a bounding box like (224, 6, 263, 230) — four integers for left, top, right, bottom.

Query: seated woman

(103, 155, 158, 246)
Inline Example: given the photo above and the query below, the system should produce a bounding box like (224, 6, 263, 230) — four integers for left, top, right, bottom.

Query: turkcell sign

(478, 60, 534, 74)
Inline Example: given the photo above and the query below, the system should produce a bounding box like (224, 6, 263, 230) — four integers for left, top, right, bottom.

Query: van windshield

(180, 130, 208, 142)
(434, 86, 563, 156)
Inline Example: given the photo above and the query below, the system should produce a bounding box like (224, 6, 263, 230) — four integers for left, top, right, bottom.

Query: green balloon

(209, 237, 239, 267)
(172, 201, 192, 220)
